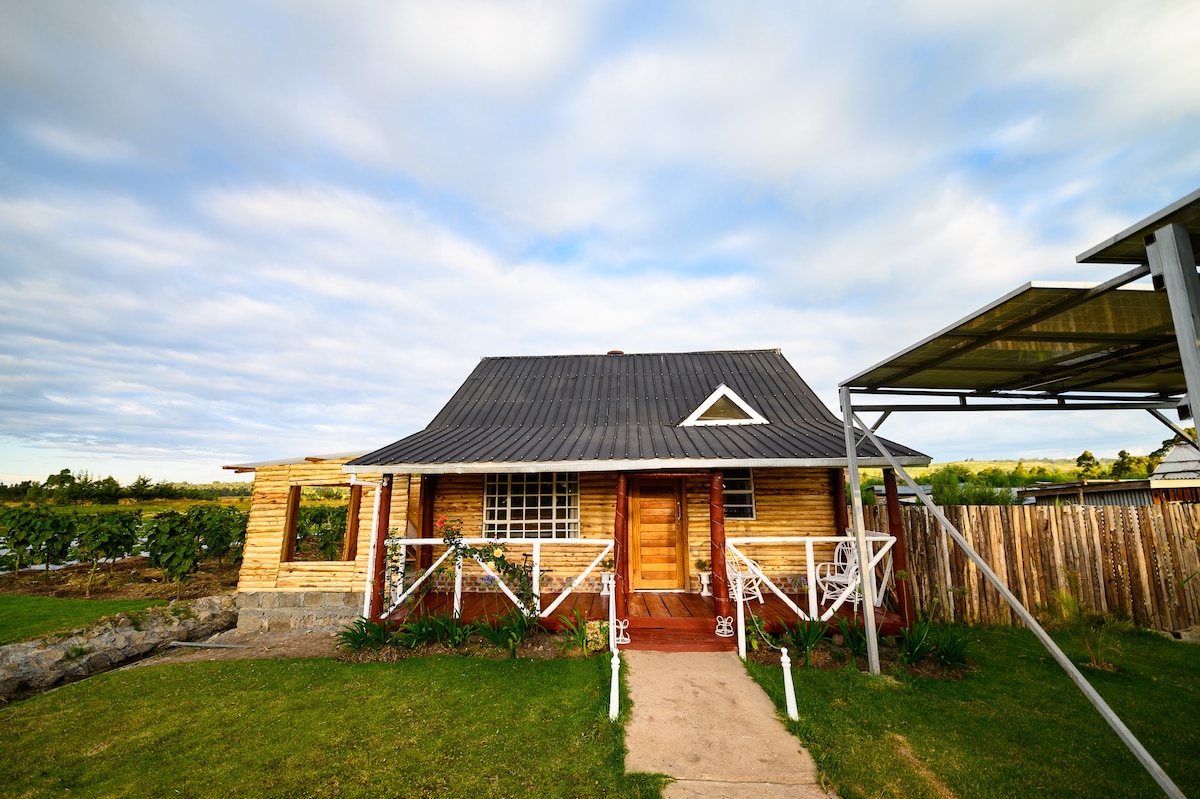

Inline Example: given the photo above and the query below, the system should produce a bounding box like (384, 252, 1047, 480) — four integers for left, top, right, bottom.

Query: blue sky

(2, 1, 1200, 485)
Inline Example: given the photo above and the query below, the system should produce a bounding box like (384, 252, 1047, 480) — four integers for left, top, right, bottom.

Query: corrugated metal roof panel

(348, 350, 928, 470)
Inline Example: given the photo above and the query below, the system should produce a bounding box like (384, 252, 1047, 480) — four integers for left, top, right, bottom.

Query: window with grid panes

(723, 469, 755, 519)
(484, 473, 580, 538)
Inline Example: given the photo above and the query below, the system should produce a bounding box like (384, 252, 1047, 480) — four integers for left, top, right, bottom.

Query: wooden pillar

(614, 473, 629, 619)
(884, 468, 916, 628)
(709, 470, 731, 619)
(831, 468, 850, 535)
(419, 474, 438, 570)
(368, 474, 393, 620)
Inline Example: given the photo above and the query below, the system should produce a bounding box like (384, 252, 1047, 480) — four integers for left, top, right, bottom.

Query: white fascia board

(343, 454, 931, 476)
(223, 451, 371, 471)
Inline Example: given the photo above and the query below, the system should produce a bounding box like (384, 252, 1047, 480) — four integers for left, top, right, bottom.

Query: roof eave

(343, 455, 931, 475)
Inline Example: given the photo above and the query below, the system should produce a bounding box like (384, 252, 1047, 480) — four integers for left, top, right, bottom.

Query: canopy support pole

(1148, 222, 1200, 422)
(840, 385, 880, 675)
(843, 405, 1185, 799)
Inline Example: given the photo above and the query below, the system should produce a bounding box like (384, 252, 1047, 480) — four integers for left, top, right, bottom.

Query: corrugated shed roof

(347, 350, 928, 473)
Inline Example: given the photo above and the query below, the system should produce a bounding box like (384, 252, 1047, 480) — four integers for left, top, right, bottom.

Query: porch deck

(388, 590, 907, 652)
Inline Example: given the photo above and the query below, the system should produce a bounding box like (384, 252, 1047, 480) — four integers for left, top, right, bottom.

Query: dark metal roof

(842, 282, 1183, 399)
(347, 350, 928, 473)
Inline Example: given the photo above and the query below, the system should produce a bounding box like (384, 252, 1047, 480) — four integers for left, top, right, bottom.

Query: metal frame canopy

(835, 189, 1200, 799)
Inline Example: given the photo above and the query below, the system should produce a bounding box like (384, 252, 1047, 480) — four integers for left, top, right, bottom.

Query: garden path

(623, 650, 836, 798)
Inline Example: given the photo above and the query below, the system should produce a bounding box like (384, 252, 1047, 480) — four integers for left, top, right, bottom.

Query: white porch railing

(725, 533, 896, 659)
(381, 537, 613, 620)
(607, 568, 629, 720)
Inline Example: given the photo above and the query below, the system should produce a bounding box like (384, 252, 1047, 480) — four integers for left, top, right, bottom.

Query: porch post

(419, 474, 437, 570)
(831, 468, 849, 535)
(368, 474, 393, 620)
(614, 473, 629, 620)
(883, 468, 916, 628)
(709, 470, 731, 619)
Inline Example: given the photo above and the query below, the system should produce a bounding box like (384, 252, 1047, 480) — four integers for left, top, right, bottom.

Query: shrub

(336, 617, 394, 652)
(931, 625, 973, 668)
(898, 616, 936, 666)
(783, 619, 827, 668)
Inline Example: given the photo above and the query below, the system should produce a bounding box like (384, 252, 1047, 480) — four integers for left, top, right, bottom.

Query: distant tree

(124, 475, 155, 501)
(1075, 451, 1101, 479)
(1110, 450, 1152, 479)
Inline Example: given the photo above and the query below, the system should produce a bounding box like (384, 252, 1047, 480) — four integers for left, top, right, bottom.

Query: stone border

(235, 591, 363, 632)
(0, 594, 237, 702)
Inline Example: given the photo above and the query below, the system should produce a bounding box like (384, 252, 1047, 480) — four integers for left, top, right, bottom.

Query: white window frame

(483, 473, 580, 539)
(680, 384, 769, 426)
(723, 468, 756, 520)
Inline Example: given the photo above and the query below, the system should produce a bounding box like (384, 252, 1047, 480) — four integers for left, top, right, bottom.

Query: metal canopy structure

(845, 281, 1181, 404)
(837, 189, 1200, 799)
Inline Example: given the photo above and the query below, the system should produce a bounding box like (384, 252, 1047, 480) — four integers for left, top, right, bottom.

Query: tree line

(0, 469, 251, 505)
(865, 430, 1196, 506)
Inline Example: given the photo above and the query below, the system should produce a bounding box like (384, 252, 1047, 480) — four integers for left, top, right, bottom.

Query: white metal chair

(726, 551, 765, 604)
(816, 539, 862, 609)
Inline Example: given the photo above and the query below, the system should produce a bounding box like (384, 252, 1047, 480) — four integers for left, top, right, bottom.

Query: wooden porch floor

(389, 590, 906, 651)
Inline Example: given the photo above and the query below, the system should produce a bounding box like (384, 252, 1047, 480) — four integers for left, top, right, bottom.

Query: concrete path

(623, 650, 835, 798)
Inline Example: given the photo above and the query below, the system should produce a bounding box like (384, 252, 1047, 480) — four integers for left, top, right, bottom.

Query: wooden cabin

(232, 350, 929, 643)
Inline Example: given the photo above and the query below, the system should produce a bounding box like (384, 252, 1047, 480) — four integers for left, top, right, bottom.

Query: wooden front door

(630, 478, 687, 590)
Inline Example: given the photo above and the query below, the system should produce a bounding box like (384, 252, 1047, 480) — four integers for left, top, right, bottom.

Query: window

(282, 484, 362, 562)
(484, 473, 580, 539)
(723, 469, 755, 519)
(680, 384, 768, 426)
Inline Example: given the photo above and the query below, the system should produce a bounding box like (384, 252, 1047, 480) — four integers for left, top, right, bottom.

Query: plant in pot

(695, 558, 713, 597)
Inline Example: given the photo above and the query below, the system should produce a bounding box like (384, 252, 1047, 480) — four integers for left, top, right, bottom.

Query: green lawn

(0, 594, 168, 645)
(1, 654, 667, 799)
(748, 626, 1200, 798)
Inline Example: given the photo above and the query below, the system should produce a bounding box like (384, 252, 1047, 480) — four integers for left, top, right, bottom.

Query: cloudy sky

(2, 1, 1199, 485)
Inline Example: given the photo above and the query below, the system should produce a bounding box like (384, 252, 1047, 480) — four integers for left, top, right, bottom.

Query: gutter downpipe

(846, 405, 1184, 799)
(839, 385, 881, 675)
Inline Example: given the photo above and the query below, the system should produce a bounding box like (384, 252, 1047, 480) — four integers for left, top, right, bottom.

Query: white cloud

(0, 1, 1198, 484)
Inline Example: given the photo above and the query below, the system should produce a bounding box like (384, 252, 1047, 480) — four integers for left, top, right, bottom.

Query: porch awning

(842, 281, 1183, 402)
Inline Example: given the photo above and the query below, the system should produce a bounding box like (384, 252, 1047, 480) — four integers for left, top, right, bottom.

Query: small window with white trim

(680, 384, 768, 426)
(484, 473, 580, 539)
(724, 469, 755, 519)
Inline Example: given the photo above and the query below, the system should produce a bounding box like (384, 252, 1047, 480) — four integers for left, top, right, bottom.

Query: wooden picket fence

(864, 504, 1200, 632)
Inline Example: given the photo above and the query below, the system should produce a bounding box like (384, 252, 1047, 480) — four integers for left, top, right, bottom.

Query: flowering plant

(439, 517, 537, 614)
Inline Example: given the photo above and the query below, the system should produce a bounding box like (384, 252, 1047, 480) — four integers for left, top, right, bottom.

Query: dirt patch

(137, 627, 340, 665)
(888, 732, 959, 799)
(0, 556, 239, 601)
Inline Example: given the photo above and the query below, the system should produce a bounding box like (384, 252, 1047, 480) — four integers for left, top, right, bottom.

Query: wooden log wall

(415, 468, 841, 583)
(691, 469, 840, 580)
(864, 503, 1200, 632)
(238, 458, 407, 594)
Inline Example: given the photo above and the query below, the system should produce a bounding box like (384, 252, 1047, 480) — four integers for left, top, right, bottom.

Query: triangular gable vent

(680, 384, 769, 427)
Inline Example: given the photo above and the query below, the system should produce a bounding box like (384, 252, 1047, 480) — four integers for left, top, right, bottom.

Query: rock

(0, 594, 237, 702)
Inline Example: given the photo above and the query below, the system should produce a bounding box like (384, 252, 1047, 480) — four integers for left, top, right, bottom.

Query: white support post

(841, 385, 881, 675)
(532, 541, 542, 616)
(1149, 222, 1200, 419)
(362, 480, 384, 619)
(735, 576, 747, 659)
(781, 647, 798, 721)
(608, 651, 621, 720)
(805, 539, 819, 619)
(453, 554, 463, 619)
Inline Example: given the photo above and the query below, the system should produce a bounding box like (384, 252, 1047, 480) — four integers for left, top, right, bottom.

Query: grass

(0, 594, 168, 645)
(0, 654, 668, 798)
(748, 626, 1200, 798)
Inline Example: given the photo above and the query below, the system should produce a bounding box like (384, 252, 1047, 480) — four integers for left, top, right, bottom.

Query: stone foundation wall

(236, 591, 364, 631)
(0, 595, 237, 701)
